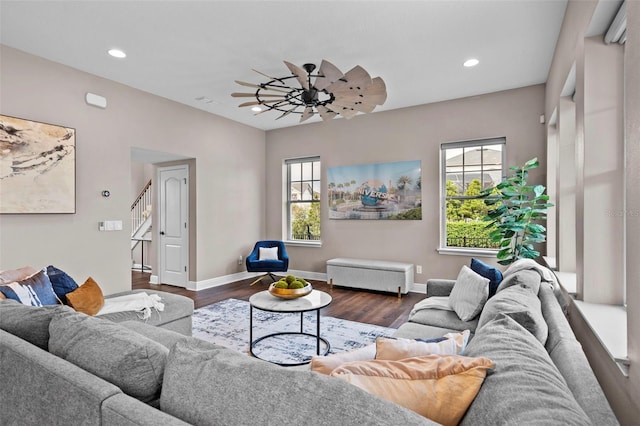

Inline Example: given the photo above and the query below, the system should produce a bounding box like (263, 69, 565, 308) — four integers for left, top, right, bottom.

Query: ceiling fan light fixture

(232, 60, 386, 122)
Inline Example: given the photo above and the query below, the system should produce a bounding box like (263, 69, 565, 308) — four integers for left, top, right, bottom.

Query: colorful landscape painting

(0, 115, 76, 213)
(328, 160, 421, 220)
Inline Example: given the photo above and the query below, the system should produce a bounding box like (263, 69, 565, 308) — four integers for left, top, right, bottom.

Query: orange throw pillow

(65, 277, 104, 315)
(331, 354, 494, 426)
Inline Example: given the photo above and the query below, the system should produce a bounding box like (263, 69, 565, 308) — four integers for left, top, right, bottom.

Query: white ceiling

(0, 0, 569, 131)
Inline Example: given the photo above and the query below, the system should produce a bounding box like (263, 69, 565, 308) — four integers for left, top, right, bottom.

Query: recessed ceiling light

(463, 58, 479, 68)
(108, 48, 127, 59)
(251, 106, 262, 112)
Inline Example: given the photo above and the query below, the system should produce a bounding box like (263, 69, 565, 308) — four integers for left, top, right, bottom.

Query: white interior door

(158, 165, 188, 287)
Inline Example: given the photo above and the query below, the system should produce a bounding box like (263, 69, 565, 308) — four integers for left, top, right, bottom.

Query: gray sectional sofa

(0, 295, 434, 425)
(0, 264, 619, 425)
(394, 267, 619, 425)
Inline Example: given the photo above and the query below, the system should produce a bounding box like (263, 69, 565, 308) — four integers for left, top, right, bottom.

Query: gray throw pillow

(49, 310, 169, 403)
(160, 339, 433, 426)
(460, 313, 591, 425)
(0, 300, 72, 350)
(477, 284, 548, 345)
(449, 265, 489, 321)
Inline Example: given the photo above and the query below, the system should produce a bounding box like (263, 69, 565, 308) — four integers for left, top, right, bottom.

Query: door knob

(160, 231, 165, 235)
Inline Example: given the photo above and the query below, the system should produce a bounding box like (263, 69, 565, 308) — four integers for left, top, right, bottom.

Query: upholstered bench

(326, 258, 414, 297)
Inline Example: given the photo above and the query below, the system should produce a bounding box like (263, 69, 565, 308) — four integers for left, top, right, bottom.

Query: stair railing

(131, 179, 152, 237)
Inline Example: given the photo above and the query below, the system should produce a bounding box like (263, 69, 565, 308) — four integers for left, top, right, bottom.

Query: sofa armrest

(426, 279, 456, 297)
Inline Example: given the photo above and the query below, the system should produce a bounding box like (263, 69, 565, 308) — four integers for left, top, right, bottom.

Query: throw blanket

(409, 296, 453, 317)
(97, 292, 164, 320)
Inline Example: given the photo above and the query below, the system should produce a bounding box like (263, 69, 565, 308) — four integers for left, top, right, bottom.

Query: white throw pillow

(258, 247, 279, 261)
(449, 265, 489, 321)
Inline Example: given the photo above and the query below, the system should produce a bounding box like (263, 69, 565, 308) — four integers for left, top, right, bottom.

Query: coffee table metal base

(249, 306, 330, 366)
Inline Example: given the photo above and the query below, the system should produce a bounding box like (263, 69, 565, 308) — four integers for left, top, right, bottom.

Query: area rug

(192, 298, 396, 365)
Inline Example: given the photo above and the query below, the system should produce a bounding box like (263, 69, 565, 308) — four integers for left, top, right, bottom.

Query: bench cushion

(327, 258, 413, 272)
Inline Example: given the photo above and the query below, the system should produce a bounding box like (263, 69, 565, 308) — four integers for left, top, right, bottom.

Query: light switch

(99, 220, 124, 231)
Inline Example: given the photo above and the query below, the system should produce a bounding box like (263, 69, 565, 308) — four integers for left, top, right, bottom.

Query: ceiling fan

(231, 60, 387, 123)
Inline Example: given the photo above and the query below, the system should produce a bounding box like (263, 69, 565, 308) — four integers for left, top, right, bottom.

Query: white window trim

(439, 137, 506, 254)
(283, 156, 321, 245)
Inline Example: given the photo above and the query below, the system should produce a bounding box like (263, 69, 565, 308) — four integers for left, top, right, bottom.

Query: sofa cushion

(477, 284, 548, 345)
(470, 258, 503, 298)
(460, 313, 592, 425)
(46, 265, 79, 304)
(393, 321, 466, 340)
(98, 290, 194, 333)
(0, 300, 72, 350)
(375, 330, 470, 360)
(160, 339, 433, 426)
(409, 307, 480, 333)
(49, 310, 169, 403)
(0, 269, 60, 306)
(331, 355, 494, 425)
(65, 277, 105, 315)
(495, 269, 541, 294)
(448, 266, 489, 321)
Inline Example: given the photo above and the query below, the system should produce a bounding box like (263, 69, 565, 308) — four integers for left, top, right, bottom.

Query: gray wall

(544, 1, 640, 423)
(265, 84, 547, 282)
(0, 45, 265, 294)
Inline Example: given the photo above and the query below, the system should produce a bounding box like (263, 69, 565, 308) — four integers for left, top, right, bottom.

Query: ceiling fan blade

(275, 106, 300, 120)
(325, 103, 358, 119)
(283, 61, 310, 91)
(252, 68, 281, 81)
(300, 106, 315, 123)
(234, 80, 290, 93)
(237, 99, 287, 107)
(231, 92, 286, 98)
(314, 60, 344, 91)
(317, 105, 338, 121)
(331, 98, 376, 113)
(326, 65, 372, 95)
(365, 77, 387, 105)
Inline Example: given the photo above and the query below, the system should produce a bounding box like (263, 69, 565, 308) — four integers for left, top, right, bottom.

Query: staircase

(131, 180, 152, 269)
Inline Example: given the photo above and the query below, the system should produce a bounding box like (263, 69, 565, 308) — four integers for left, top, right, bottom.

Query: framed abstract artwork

(327, 160, 422, 220)
(0, 114, 76, 214)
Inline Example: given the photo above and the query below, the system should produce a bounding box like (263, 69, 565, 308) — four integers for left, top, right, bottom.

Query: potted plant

(481, 158, 553, 265)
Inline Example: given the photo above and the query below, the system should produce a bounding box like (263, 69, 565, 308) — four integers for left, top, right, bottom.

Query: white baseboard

(188, 271, 260, 291)
(186, 269, 426, 295)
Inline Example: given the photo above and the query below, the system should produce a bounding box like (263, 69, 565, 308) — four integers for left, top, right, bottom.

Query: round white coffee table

(249, 289, 332, 366)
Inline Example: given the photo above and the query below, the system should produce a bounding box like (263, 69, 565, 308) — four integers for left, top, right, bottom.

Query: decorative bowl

(268, 282, 312, 299)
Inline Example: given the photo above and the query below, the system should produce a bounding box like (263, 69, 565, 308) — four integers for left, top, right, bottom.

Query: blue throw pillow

(46, 265, 79, 304)
(0, 270, 60, 306)
(470, 258, 503, 298)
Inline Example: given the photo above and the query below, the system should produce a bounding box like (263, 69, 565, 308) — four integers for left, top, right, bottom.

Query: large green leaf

(526, 223, 546, 233)
(524, 158, 539, 170)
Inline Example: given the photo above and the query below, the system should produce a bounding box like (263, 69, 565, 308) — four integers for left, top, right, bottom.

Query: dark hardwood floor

(132, 271, 425, 329)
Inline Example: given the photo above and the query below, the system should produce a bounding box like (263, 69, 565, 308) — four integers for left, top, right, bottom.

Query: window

(286, 157, 321, 242)
(441, 138, 505, 250)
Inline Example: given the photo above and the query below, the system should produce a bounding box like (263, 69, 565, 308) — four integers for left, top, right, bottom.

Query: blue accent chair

(246, 240, 289, 285)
